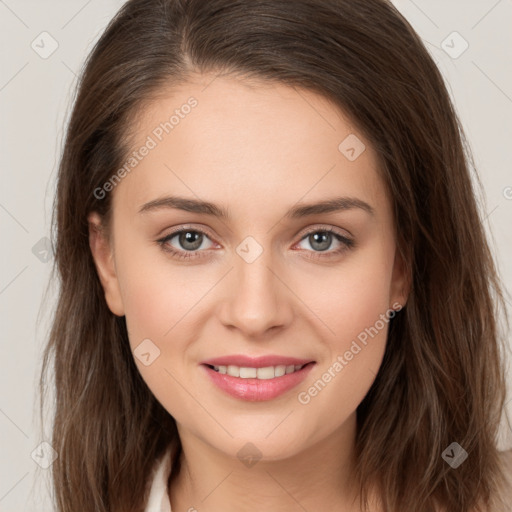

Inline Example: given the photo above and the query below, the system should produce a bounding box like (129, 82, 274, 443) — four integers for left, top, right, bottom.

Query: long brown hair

(39, 0, 510, 510)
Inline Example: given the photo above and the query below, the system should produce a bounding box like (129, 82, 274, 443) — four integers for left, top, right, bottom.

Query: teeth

(211, 363, 307, 379)
(227, 365, 240, 377)
(274, 365, 286, 377)
(240, 367, 257, 378)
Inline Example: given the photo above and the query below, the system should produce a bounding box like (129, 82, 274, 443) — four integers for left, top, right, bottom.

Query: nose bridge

(219, 236, 292, 336)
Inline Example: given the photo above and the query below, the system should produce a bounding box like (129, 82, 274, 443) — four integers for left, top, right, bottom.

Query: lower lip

(201, 363, 315, 401)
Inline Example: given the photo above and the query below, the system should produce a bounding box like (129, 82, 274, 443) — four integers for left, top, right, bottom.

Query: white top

(144, 448, 173, 512)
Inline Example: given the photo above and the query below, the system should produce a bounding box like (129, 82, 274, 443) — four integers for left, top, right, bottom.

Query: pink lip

(201, 359, 316, 402)
(201, 354, 314, 368)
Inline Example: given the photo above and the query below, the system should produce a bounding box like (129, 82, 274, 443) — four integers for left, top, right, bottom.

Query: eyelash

(156, 225, 355, 261)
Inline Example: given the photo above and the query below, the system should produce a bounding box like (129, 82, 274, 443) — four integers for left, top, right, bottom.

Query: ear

(87, 212, 125, 316)
(389, 247, 411, 311)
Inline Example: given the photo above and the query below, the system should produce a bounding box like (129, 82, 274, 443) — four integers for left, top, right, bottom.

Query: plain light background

(0, 0, 511, 510)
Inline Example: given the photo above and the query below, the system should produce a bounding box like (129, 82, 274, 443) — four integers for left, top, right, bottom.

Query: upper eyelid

(299, 224, 352, 238)
(161, 225, 217, 243)
(161, 224, 351, 239)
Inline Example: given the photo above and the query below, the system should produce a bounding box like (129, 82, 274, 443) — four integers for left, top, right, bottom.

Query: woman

(40, 0, 512, 510)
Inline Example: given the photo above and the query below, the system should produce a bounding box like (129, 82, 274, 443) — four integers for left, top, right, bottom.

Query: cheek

(119, 270, 169, 348)
(296, 338, 386, 447)
(115, 252, 202, 418)
(292, 245, 393, 424)
(296, 290, 391, 444)
(300, 241, 395, 352)
(115, 239, 208, 348)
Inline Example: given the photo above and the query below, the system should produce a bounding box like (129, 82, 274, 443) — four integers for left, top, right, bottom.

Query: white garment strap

(145, 449, 173, 512)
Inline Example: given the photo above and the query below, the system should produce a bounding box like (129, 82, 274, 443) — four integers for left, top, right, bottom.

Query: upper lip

(201, 355, 315, 368)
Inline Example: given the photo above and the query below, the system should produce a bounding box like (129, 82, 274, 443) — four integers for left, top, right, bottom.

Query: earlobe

(390, 249, 411, 310)
(87, 212, 125, 316)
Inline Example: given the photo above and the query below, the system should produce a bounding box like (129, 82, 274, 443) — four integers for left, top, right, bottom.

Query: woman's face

(89, 74, 408, 461)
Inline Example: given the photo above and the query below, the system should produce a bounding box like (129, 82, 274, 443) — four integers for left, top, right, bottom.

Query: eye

(157, 226, 217, 260)
(157, 225, 355, 262)
(294, 227, 355, 259)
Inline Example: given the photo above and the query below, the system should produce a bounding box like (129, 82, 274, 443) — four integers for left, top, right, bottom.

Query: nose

(217, 248, 294, 338)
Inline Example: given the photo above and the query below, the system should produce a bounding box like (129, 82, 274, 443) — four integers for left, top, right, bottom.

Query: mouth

(204, 362, 311, 379)
(201, 358, 316, 401)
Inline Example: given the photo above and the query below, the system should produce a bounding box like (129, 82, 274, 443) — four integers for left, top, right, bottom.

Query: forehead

(113, 73, 390, 221)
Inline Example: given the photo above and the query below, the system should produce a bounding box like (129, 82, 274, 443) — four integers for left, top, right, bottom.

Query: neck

(169, 413, 370, 512)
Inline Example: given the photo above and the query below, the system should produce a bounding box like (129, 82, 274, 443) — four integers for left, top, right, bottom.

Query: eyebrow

(138, 195, 375, 219)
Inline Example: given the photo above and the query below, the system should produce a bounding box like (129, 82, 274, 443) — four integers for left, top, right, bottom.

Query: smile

(201, 359, 316, 401)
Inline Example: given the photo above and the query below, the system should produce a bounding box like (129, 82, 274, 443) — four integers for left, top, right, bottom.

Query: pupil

(311, 232, 331, 251)
(180, 231, 202, 250)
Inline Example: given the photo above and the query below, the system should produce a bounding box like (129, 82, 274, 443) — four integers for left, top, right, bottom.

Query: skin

(88, 73, 409, 511)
